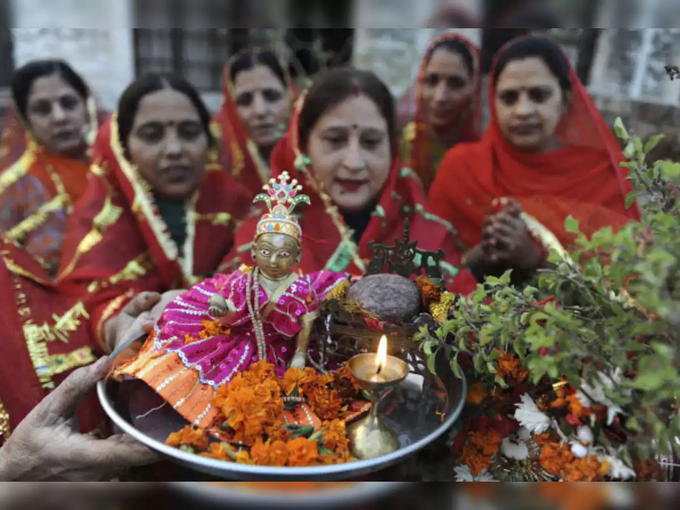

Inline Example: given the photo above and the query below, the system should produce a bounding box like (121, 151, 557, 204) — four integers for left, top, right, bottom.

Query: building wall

(10, 0, 135, 111)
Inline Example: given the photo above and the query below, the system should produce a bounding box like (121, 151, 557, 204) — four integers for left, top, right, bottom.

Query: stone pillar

(10, 0, 135, 111)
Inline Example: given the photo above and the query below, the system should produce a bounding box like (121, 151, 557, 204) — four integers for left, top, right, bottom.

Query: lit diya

(347, 335, 408, 460)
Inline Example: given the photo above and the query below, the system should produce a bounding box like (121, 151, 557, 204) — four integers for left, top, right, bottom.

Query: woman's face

(305, 93, 392, 214)
(421, 47, 474, 130)
(232, 64, 291, 151)
(494, 57, 567, 152)
(25, 73, 89, 155)
(126, 88, 209, 201)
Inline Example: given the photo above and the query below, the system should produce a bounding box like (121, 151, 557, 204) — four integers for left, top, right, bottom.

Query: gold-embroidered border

(0, 397, 10, 441)
(48, 346, 96, 376)
(57, 165, 123, 278)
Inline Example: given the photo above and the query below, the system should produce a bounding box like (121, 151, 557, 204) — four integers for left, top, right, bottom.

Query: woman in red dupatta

(212, 48, 297, 197)
(58, 73, 251, 351)
(429, 36, 641, 282)
(220, 67, 477, 295)
(400, 33, 483, 192)
(0, 60, 108, 277)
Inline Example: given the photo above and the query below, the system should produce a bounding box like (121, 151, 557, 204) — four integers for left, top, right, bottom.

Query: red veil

(0, 239, 105, 444)
(430, 35, 641, 252)
(212, 48, 298, 197)
(404, 32, 483, 191)
(57, 115, 252, 347)
(220, 92, 477, 295)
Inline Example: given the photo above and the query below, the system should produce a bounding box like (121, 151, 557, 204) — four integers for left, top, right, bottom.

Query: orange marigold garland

(164, 361, 362, 467)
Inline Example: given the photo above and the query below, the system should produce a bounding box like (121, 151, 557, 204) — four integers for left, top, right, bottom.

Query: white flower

(599, 455, 636, 480)
(501, 436, 529, 460)
(517, 426, 531, 441)
(514, 394, 551, 434)
(570, 441, 589, 458)
(579, 370, 627, 425)
(576, 426, 594, 444)
(453, 465, 497, 482)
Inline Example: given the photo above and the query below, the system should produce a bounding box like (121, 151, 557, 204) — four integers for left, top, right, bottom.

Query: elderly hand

(0, 357, 159, 481)
(106, 290, 189, 354)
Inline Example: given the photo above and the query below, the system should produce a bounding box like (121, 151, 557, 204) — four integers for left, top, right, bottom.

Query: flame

(376, 335, 388, 373)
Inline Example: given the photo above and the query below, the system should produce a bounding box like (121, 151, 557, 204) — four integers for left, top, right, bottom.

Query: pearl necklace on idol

(245, 267, 267, 361)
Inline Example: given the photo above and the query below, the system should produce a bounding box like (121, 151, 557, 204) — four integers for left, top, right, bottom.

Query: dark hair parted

(492, 36, 572, 96)
(428, 38, 475, 76)
(298, 67, 397, 153)
(229, 49, 287, 88)
(116, 72, 214, 154)
(12, 59, 89, 119)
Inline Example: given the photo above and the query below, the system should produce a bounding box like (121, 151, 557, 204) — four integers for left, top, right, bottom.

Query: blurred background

(1, 0, 680, 506)
(1, 0, 679, 148)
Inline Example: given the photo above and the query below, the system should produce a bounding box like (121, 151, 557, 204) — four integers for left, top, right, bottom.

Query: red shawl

(430, 36, 641, 251)
(220, 93, 477, 295)
(0, 241, 105, 444)
(402, 33, 483, 192)
(212, 49, 298, 197)
(57, 115, 252, 347)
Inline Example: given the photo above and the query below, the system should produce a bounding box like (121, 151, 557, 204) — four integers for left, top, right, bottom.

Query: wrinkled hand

(104, 292, 161, 354)
(290, 352, 307, 369)
(482, 199, 544, 270)
(0, 357, 160, 481)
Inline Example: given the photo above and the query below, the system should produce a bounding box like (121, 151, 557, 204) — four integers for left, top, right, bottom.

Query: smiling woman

(0, 59, 106, 277)
(221, 67, 477, 296)
(57, 72, 252, 352)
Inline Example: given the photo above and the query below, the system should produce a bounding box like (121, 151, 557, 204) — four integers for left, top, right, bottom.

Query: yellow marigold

(166, 425, 209, 451)
(539, 442, 574, 476)
(495, 350, 528, 383)
(466, 383, 487, 405)
(321, 419, 350, 452)
(250, 438, 289, 466)
(563, 456, 608, 482)
(567, 394, 592, 417)
(286, 437, 319, 467)
(280, 367, 314, 396)
(459, 443, 493, 476)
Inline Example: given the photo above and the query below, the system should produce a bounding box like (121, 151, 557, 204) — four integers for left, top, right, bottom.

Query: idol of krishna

(112, 171, 352, 430)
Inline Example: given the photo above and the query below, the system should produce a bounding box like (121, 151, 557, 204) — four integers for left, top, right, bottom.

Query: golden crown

(254, 171, 310, 242)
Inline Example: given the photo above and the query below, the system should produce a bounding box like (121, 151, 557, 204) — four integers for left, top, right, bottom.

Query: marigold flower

(321, 420, 350, 451)
(166, 425, 209, 451)
(495, 350, 529, 383)
(459, 443, 494, 476)
(466, 383, 487, 405)
(567, 394, 592, 417)
(250, 438, 289, 466)
(286, 437, 319, 466)
(539, 442, 574, 476)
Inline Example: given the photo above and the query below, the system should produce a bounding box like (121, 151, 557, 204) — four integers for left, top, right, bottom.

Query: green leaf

(644, 133, 664, 153)
(630, 372, 664, 392)
(426, 351, 438, 375)
(564, 215, 579, 234)
(450, 355, 462, 379)
(613, 117, 629, 140)
(625, 191, 638, 209)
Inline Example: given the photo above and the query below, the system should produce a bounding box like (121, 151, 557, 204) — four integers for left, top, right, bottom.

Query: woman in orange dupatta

(429, 36, 641, 282)
(220, 67, 477, 295)
(0, 60, 107, 277)
(400, 33, 482, 193)
(57, 73, 251, 353)
(212, 48, 297, 197)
